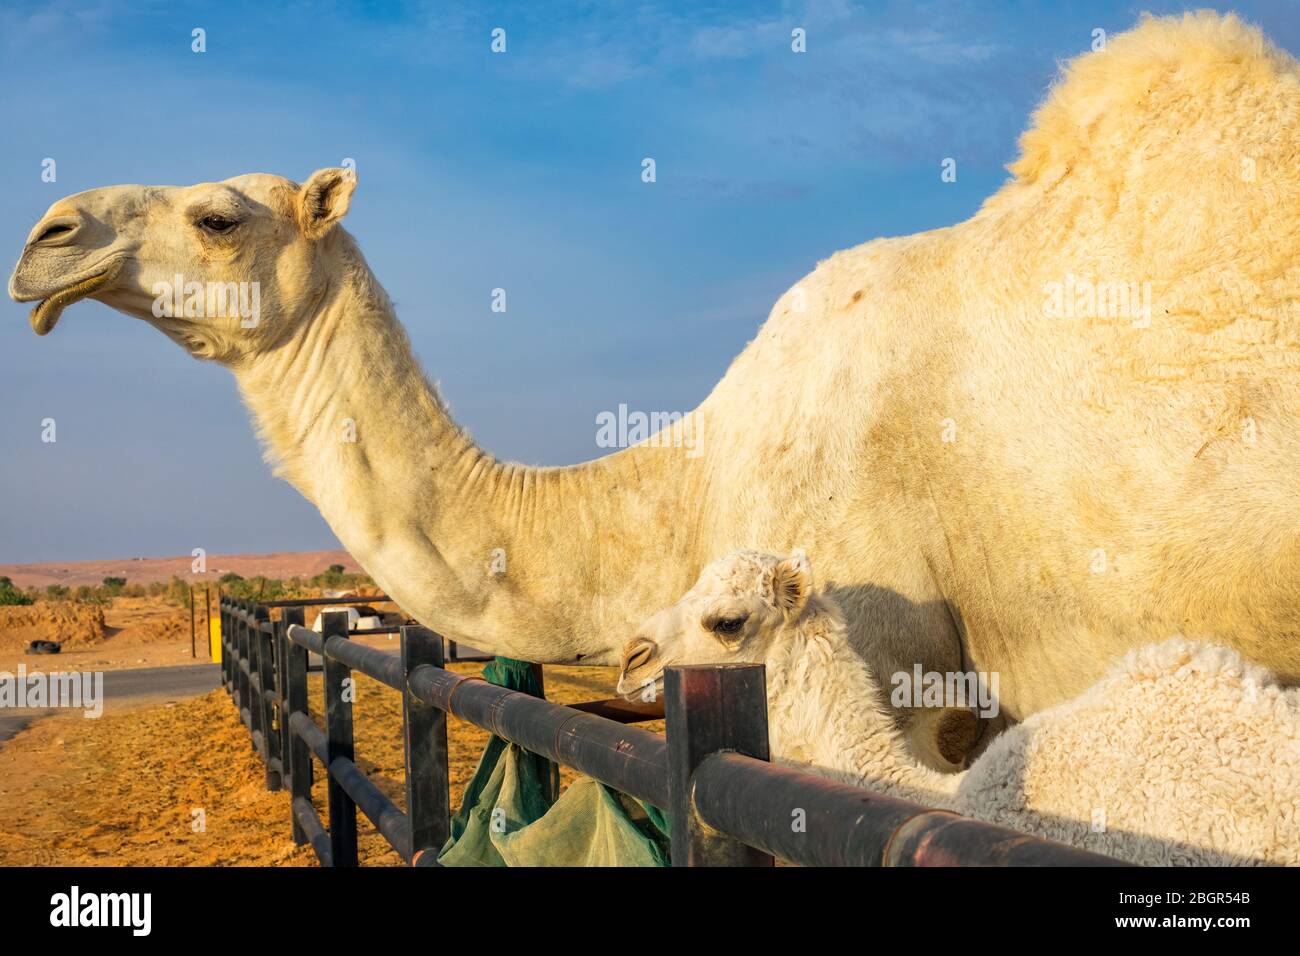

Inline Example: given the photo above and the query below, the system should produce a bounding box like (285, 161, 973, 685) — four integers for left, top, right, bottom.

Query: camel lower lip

(618, 673, 664, 701)
(29, 261, 122, 336)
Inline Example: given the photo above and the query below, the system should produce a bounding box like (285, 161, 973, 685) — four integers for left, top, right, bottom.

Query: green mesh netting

(436, 657, 670, 867)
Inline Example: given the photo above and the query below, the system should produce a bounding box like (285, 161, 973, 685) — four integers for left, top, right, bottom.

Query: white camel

(9, 15, 1300, 762)
(618, 550, 1300, 866)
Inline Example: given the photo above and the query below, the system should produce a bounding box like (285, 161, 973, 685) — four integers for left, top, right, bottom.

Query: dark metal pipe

(407, 664, 670, 807)
(292, 796, 333, 867)
(691, 752, 1125, 867)
(261, 596, 392, 608)
(290, 710, 328, 765)
(328, 754, 412, 862)
(323, 635, 403, 691)
(883, 809, 1130, 867)
(287, 624, 324, 655)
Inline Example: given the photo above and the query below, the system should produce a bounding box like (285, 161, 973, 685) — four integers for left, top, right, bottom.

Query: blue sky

(1, 0, 1296, 563)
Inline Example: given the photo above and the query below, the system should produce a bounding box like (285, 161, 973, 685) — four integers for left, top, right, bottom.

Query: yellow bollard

(209, 617, 222, 663)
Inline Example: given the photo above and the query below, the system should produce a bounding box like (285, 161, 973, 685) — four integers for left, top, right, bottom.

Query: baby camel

(618, 550, 1300, 866)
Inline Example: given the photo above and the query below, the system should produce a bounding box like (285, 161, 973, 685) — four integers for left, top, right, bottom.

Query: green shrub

(72, 584, 109, 605)
(166, 576, 192, 607)
(0, 576, 33, 606)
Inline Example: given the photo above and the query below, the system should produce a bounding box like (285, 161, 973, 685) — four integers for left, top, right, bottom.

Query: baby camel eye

(712, 617, 746, 636)
(197, 215, 239, 234)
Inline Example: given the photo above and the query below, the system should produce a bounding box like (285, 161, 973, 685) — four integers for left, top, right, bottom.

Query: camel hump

(1005, 12, 1297, 189)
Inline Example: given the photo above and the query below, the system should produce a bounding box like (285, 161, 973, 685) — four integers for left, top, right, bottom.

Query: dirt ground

(0, 596, 221, 674)
(0, 658, 640, 866)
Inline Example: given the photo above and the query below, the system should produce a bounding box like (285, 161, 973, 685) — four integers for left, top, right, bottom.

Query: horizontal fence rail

(218, 596, 1126, 867)
(258, 595, 392, 608)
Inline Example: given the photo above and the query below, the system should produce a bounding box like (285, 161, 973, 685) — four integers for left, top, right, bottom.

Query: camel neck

(230, 231, 707, 663)
(234, 233, 464, 501)
(767, 604, 960, 806)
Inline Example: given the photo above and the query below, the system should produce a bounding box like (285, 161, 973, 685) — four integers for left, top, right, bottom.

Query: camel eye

(712, 616, 746, 636)
(198, 215, 239, 234)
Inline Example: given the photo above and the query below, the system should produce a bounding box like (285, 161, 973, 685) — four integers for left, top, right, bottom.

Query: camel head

(616, 549, 814, 700)
(8, 168, 357, 363)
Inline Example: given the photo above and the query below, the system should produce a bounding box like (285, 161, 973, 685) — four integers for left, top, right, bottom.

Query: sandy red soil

(0, 587, 644, 865)
(0, 663, 631, 866)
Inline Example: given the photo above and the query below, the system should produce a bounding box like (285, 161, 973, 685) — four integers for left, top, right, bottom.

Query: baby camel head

(617, 549, 813, 700)
(9, 167, 357, 363)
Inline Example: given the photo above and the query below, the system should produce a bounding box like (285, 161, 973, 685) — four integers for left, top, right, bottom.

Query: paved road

(0, 663, 221, 744)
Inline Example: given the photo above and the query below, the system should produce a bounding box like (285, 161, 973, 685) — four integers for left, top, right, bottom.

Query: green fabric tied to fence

(436, 657, 670, 867)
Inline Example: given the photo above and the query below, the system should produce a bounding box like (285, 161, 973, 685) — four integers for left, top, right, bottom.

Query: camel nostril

(624, 639, 655, 671)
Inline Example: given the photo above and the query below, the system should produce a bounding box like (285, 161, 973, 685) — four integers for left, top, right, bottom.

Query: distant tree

(101, 576, 127, 596)
(218, 572, 244, 585)
(314, 564, 350, 589)
(45, 584, 70, 600)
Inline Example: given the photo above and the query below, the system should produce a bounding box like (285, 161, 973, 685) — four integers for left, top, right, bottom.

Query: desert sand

(0, 662, 629, 865)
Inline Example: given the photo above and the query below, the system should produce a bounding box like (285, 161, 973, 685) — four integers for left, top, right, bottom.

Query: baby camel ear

(773, 550, 812, 617)
(297, 167, 357, 239)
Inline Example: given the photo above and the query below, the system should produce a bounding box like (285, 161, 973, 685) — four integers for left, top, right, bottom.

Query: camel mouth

(27, 260, 124, 336)
(616, 670, 664, 702)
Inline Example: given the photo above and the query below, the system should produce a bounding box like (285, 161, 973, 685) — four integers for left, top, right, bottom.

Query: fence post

(225, 598, 233, 698)
(247, 603, 265, 754)
(237, 600, 252, 733)
(225, 597, 235, 698)
(664, 664, 774, 867)
(256, 605, 281, 791)
(283, 607, 311, 847)
(219, 599, 229, 694)
(401, 625, 450, 864)
(322, 609, 359, 866)
(275, 611, 293, 799)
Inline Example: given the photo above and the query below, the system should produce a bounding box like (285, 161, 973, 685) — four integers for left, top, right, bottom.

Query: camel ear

(772, 550, 811, 617)
(298, 167, 356, 239)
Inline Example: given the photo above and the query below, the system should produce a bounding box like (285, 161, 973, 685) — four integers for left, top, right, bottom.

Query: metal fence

(218, 595, 1124, 867)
